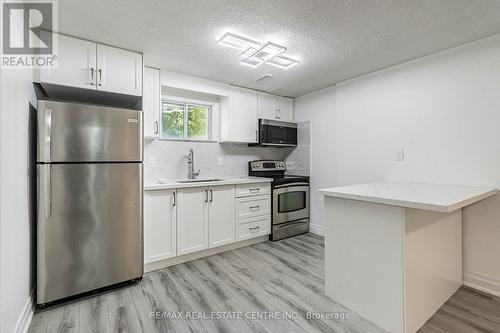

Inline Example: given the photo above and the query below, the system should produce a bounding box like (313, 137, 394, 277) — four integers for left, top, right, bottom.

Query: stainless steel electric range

(248, 160, 310, 241)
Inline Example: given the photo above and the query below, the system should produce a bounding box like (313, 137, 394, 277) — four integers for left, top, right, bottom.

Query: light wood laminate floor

(28, 233, 500, 333)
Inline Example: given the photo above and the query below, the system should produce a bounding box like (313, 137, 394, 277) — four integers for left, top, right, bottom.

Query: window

(161, 99, 212, 141)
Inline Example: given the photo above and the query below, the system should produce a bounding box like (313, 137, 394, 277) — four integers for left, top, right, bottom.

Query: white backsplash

(144, 140, 282, 183)
(283, 121, 311, 176)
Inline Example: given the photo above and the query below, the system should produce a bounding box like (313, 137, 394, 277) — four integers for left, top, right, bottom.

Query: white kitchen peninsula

(320, 182, 497, 333)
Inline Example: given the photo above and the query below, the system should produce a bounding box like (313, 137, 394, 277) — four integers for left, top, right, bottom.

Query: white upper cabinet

(176, 187, 209, 256)
(208, 186, 235, 248)
(257, 92, 276, 120)
(144, 190, 177, 263)
(257, 92, 294, 122)
(275, 96, 294, 122)
(37, 34, 143, 96)
(143, 67, 161, 138)
(220, 86, 258, 143)
(38, 34, 97, 90)
(96, 44, 143, 96)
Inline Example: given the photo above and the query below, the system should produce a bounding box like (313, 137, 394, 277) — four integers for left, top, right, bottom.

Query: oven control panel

(250, 160, 286, 171)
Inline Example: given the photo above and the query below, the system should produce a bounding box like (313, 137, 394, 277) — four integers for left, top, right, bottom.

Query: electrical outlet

(217, 156, 223, 166)
(148, 156, 156, 167)
(395, 149, 405, 161)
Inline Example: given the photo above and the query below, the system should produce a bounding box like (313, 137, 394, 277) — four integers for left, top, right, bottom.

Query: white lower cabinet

(144, 190, 177, 263)
(208, 185, 236, 248)
(235, 184, 272, 241)
(236, 194, 271, 220)
(145, 182, 270, 267)
(237, 215, 271, 241)
(176, 187, 209, 255)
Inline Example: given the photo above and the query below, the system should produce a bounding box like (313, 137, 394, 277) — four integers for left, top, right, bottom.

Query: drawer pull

(249, 188, 260, 193)
(249, 226, 260, 231)
(249, 205, 260, 210)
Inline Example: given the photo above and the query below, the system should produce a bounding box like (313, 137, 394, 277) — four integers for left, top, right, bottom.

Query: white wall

(0, 67, 35, 332)
(293, 86, 337, 235)
(294, 33, 500, 295)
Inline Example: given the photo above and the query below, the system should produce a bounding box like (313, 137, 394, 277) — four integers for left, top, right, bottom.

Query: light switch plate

(395, 149, 405, 161)
(217, 156, 223, 166)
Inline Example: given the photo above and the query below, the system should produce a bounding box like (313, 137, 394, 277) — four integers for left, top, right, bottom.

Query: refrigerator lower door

(37, 163, 143, 305)
(37, 100, 142, 163)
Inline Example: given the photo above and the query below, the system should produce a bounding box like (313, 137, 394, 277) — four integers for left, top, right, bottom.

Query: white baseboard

(145, 235, 269, 273)
(463, 271, 500, 297)
(14, 289, 34, 333)
(309, 223, 325, 236)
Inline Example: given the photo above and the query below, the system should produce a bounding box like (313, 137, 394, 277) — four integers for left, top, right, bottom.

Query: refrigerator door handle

(44, 165, 51, 219)
(44, 108, 52, 161)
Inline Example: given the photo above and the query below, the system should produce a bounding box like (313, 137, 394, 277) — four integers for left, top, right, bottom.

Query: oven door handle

(274, 182, 309, 189)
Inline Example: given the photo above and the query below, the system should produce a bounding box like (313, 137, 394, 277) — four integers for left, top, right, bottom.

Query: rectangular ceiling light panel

(267, 55, 299, 69)
(241, 42, 286, 67)
(218, 32, 298, 69)
(217, 32, 261, 51)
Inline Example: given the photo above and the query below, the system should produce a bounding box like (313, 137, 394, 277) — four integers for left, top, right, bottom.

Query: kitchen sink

(176, 178, 225, 183)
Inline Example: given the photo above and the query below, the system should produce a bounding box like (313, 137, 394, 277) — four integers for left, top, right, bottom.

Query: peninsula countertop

(320, 182, 497, 213)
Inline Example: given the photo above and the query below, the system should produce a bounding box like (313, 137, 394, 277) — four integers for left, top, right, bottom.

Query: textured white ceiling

(58, 0, 500, 97)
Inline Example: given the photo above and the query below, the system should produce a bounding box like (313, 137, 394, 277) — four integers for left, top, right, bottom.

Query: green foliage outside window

(161, 101, 210, 141)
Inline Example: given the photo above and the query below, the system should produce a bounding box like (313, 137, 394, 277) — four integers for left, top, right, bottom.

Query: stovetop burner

(248, 160, 309, 185)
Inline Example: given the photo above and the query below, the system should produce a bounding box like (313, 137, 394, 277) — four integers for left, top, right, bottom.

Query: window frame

(160, 95, 215, 142)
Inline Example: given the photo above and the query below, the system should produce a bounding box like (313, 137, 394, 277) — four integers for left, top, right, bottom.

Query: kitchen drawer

(236, 183, 271, 197)
(236, 195, 271, 219)
(237, 216, 271, 241)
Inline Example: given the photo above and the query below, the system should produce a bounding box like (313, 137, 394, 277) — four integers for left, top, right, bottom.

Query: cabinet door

(96, 44, 143, 96)
(144, 190, 177, 263)
(275, 96, 294, 121)
(177, 187, 209, 255)
(208, 186, 235, 248)
(38, 34, 97, 90)
(143, 67, 160, 138)
(223, 86, 258, 143)
(257, 92, 277, 120)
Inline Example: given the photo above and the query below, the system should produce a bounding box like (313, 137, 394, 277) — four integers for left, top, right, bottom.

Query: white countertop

(320, 182, 497, 213)
(145, 176, 272, 191)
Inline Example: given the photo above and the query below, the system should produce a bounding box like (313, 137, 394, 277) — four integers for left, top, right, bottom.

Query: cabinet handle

(205, 189, 208, 203)
(278, 108, 281, 119)
(90, 67, 95, 85)
(249, 188, 260, 193)
(154, 121, 159, 135)
(98, 69, 103, 86)
(255, 130, 258, 142)
(209, 189, 213, 202)
(249, 226, 260, 231)
(172, 192, 176, 207)
(249, 205, 260, 211)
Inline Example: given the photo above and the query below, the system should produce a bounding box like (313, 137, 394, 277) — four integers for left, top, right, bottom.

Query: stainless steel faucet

(187, 148, 200, 179)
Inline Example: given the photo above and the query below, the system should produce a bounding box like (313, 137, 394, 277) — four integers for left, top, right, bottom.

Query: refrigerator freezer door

(37, 163, 143, 304)
(37, 100, 142, 163)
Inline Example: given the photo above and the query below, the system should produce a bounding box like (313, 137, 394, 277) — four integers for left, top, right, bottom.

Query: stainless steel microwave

(255, 119, 297, 147)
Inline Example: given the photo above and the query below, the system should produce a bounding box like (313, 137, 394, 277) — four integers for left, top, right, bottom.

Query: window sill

(156, 138, 218, 144)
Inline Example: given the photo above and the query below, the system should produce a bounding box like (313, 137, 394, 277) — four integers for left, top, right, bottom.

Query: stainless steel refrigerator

(36, 99, 143, 306)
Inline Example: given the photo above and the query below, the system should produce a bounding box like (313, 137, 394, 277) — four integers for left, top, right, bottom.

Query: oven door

(273, 183, 310, 224)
